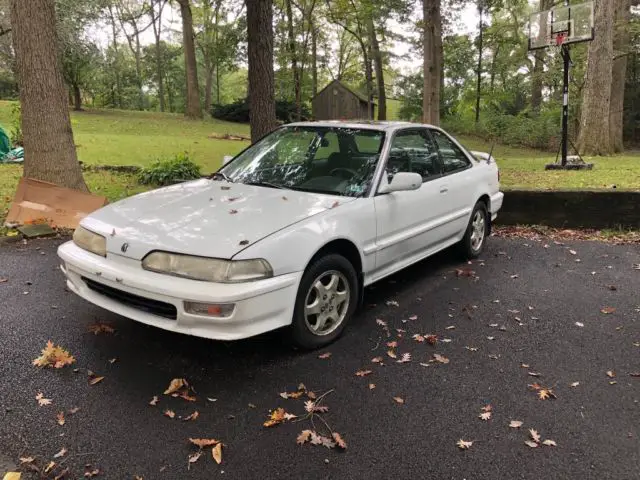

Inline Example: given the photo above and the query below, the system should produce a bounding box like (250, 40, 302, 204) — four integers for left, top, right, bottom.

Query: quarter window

(430, 129, 471, 174)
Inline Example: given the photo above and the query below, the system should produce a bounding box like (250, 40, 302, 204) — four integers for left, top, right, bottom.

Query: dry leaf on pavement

(44, 461, 56, 473)
(509, 420, 523, 428)
(529, 429, 541, 443)
(84, 466, 100, 478)
(19, 457, 34, 464)
(33, 341, 76, 368)
(163, 409, 175, 419)
(212, 443, 222, 464)
(53, 447, 67, 458)
(371, 356, 383, 363)
(263, 408, 292, 427)
(425, 335, 438, 345)
(524, 440, 538, 448)
(304, 400, 328, 413)
(433, 353, 449, 364)
(56, 412, 65, 426)
(479, 411, 492, 421)
(187, 451, 202, 469)
(68, 407, 80, 414)
(601, 307, 616, 314)
(369, 383, 376, 390)
(393, 396, 404, 404)
(606, 370, 616, 378)
(189, 438, 220, 448)
(542, 439, 557, 446)
(396, 353, 411, 364)
(149, 396, 159, 406)
(318, 352, 332, 359)
(88, 371, 104, 386)
(376, 319, 387, 326)
(87, 323, 115, 335)
(297, 430, 313, 445)
(456, 439, 473, 449)
(386, 349, 397, 359)
(183, 411, 199, 421)
(355, 370, 372, 377)
(35, 392, 52, 406)
(164, 378, 187, 395)
(332, 432, 347, 449)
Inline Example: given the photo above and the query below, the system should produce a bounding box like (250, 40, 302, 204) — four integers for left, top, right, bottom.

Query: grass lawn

(0, 102, 639, 223)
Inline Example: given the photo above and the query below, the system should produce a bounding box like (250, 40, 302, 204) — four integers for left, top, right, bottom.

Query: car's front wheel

(290, 254, 359, 349)
(459, 201, 488, 259)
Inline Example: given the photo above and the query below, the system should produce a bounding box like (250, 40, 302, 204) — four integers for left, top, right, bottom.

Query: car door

(429, 128, 477, 239)
(371, 128, 450, 281)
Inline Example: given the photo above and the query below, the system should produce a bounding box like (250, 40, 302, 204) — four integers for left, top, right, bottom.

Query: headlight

(73, 226, 106, 257)
(142, 251, 273, 283)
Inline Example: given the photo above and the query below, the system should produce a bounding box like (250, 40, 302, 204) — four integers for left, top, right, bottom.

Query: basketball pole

(561, 43, 570, 167)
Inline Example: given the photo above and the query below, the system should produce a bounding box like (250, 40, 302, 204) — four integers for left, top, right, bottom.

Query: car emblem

(121, 243, 129, 253)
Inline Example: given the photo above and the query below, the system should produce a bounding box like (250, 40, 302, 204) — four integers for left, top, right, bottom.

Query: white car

(58, 121, 503, 348)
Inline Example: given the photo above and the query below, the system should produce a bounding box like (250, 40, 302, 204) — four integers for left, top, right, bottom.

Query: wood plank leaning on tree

(10, 0, 88, 191)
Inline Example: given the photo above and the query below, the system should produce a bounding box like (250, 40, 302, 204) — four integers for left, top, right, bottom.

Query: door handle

(440, 186, 449, 194)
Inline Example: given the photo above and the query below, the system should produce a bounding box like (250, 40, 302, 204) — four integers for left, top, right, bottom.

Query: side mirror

(222, 155, 233, 166)
(378, 172, 423, 194)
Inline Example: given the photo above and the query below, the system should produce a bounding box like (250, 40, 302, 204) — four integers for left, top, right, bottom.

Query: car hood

(82, 179, 352, 260)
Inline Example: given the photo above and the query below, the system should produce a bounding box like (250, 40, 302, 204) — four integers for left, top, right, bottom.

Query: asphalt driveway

(0, 234, 639, 479)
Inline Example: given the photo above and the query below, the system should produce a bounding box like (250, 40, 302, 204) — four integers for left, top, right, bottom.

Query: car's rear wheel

(459, 201, 488, 259)
(290, 254, 358, 349)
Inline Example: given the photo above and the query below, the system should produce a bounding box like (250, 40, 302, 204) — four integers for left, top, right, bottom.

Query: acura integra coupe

(58, 121, 503, 348)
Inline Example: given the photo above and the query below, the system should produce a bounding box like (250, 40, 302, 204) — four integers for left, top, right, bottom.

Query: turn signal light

(184, 301, 235, 318)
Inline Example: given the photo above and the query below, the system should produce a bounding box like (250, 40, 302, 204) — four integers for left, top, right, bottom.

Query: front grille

(82, 277, 177, 320)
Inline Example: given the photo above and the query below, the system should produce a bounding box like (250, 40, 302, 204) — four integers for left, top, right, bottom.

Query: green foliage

(10, 103, 22, 146)
(137, 153, 202, 186)
(211, 98, 311, 123)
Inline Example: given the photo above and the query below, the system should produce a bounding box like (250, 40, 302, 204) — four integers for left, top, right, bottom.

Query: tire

(290, 254, 359, 349)
(459, 201, 489, 259)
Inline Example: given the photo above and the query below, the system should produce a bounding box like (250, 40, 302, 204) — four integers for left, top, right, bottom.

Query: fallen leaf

(369, 383, 376, 390)
(433, 353, 449, 364)
(263, 408, 290, 427)
(35, 392, 52, 406)
(570, 382, 580, 387)
(32, 341, 76, 368)
(396, 353, 411, 364)
(87, 323, 115, 335)
(487, 336, 495, 341)
(375, 319, 387, 326)
(68, 407, 80, 414)
(297, 430, 312, 445)
(164, 378, 187, 395)
(88, 374, 104, 386)
(84, 468, 100, 478)
(53, 447, 67, 458)
(569, 249, 577, 255)
(457, 439, 473, 449)
(0, 278, 7, 283)
(19, 457, 34, 464)
(509, 420, 523, 428)
(355, 370, 372, 377)
(465, 346, 479, 352)
(445, 325, 456, 330)
(212, 443, 222, 464)
(456, 268, 475, 277)
(108, 358, 117, 364)
(183, 411, 199, 421)
(229, 209, 238, 214)
(575, 322, 584, 327)
(174, 391, 197, 402)
(332, 432, 347, 449)
(44, 461, 56, 473)
(393, 396, 404, 404)
(479, 411, 492, 421)
(425, 335, 438, 345)
(149, 396, 159, 406)
(413, 334, 425, 343)
(386, 349, 397, 359)
(601, 307, 616, 314)
(56, 411, 65, 426)
(529, 429, 541, 443)
(542, 439, 557, 447)
(318, 352, 332, 359)
(606, 370, 616, 378)
(408, 315, 418, 321)
(187, 451, 202, 469)
(371, 356, 383, 363)
(239, 240, 250, 246)
(538, 388, 556, 400)
(279, 390, 304, 399)
(524, 440, 539, 448)
(386, 341, 398, 348)
(385, 300, 399, 307)
(528, 372, 541, 377)
(630, 372, 640, 377)
(164, 409, 175, 419)
(189, 438, 220, 448)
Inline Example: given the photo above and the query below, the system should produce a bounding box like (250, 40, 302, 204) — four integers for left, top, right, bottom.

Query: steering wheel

(330, 167, 358, 179)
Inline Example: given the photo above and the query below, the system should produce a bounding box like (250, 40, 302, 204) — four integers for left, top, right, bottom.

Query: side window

(430, 129, 471, 174)
(314, 132, 339, 160)
(387, 129, 441, 182)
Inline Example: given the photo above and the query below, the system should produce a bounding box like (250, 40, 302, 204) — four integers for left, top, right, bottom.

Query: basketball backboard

(528, 1, 594, 50)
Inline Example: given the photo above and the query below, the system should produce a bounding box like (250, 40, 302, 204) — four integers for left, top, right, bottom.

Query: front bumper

(57, 241, 301, 341)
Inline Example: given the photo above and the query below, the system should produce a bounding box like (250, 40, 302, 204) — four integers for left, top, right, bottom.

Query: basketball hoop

(555, 33, 566, 46)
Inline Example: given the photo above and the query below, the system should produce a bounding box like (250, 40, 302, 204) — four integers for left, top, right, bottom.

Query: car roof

(286, 120, 440, 132)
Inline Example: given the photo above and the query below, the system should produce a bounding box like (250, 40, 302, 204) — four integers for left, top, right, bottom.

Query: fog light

(184, 301, 235, 318)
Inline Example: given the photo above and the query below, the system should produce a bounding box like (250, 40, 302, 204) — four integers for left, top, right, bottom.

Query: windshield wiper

(244, 181, 287, 190)
(210, 171, 233, 182)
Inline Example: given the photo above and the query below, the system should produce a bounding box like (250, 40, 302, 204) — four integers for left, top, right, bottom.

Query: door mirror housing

(378, 172, 423, 194)
(222, 155, 234, 166)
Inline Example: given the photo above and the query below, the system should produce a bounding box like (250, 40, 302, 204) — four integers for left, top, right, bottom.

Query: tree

(610, 0, 631, 152)
(423, 0, 442, 125)
(577, 0, 615, 156)
(149, 0, 167, 112)
(247, 0, 277, 142)
(177, 0, 203, 118)
(9, 0, 87, 190)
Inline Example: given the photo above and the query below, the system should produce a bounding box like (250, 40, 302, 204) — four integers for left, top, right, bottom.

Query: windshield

(219, 126, 386, 197)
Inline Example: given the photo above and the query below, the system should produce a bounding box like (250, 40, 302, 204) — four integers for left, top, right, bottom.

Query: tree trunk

(73, 84, 82, 111)
(531, 0, 553, 113)
(205, 64, 214, 113)
(311, 22, 318, 97)
(247, 0, 277, 143)
(216, 59, 221, 105)
(178, 0, 203, 119)
(364, 50, 373, 119)
(577, 0, 615, 156)
(10, 0, 87, 191)
(422, 0, 442, 125)
(134, 33, 145, 110)
(284, 0, 301, 120)
(475, 1, 483, 124)
(367, 17, 386, 121)
(152, 0, 166, 112)
(610, 0, 631, 153)
(108, 6, 123, 109)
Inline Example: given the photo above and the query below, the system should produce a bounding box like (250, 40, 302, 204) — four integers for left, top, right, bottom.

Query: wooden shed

(311, 79, 375, 120)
